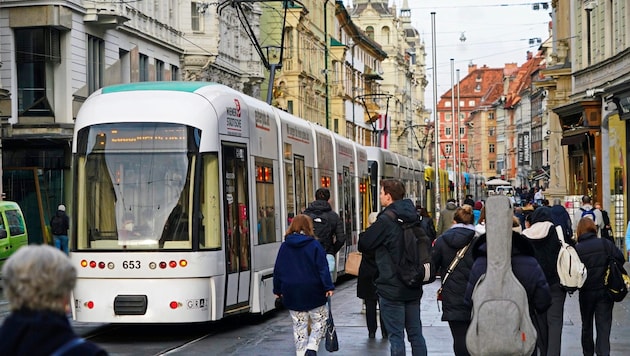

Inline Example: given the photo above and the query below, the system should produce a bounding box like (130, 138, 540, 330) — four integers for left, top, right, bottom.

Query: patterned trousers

(289, 304, 328, 356)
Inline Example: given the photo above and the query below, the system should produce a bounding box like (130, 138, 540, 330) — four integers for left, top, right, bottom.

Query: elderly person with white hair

(0, 245, 107, 355)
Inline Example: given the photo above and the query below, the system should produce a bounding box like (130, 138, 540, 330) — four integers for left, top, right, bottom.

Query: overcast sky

(344, 1, 553, 116)
(409, 0, 551, 114)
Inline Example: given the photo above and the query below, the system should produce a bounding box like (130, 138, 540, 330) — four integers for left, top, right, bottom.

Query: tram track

(78, 277, 356, 355)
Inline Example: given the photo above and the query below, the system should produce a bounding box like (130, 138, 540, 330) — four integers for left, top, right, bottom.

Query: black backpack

(383, 210, 435, 288)
(420, 216, 437, 242)
(50, 215, 66, 235)
(306, 211, 333, 243)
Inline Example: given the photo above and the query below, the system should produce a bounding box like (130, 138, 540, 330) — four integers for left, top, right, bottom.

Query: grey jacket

(436, 201, 458, 237)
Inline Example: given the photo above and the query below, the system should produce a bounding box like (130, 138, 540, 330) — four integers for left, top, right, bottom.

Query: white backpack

(555, 225, 587, 293)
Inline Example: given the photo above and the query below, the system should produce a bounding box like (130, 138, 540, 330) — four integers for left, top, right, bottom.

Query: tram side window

(256, 161, 276, 244)
(294, 156, 307, 214)
(200, 153, 221, 249)
(285, 161, 295, 221)
(306, 167, 314, 209)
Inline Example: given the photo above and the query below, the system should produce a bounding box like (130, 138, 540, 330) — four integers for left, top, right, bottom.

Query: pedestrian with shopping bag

(273, 214, 335, 356)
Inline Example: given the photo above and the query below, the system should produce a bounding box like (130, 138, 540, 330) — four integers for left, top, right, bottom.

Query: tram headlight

(159, 261, 167, 269)
(98, 262, 106, 269)
(179, 260, 187, 267)
(169, 260, 177, 268)
(89, 261, 97, 268)
(107, 262, 115, 269)
(85, 301, 94, 309)
(80, 260, 88, 268)
(149, 262, 157, 269)
(169, 301, 181, 309)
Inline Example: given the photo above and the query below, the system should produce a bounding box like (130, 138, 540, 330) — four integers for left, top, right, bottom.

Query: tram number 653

(122, 261, 141, 269)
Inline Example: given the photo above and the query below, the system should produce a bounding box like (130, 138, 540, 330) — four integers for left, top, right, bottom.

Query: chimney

(504, 63, 518, 72)
(468, 63, 477, 74)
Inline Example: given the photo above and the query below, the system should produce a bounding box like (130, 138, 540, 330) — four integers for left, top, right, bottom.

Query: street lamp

(355, 93, 394, 148)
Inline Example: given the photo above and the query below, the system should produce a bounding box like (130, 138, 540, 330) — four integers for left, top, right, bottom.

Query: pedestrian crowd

(274, 181, 627, 356)
(0, 185, 625, 356)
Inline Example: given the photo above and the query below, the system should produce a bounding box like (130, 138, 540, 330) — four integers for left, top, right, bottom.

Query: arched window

(366, 26, 374, 40)
(381, 26, 390, 44)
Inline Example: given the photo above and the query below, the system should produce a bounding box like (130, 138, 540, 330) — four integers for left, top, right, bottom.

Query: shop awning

(560, 133, 587, 146)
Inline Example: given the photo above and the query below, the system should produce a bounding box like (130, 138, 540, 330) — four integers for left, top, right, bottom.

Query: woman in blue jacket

(273, 214, 334, 356)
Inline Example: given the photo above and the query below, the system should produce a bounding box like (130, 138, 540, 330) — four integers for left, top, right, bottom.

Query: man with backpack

(304, 188, 346, 279)
(50, 204, 70, 255)
(358, 179, 428, 356)
(572, 195, 603, 238)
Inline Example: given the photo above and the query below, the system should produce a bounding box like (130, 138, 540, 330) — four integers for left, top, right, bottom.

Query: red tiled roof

(437, 65, 504, 109)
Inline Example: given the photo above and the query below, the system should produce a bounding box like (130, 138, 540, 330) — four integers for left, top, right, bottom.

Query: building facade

(0, 1, 183, 242)
(551, 0, 630, 246)
(349, 0, 428, 161)
(0, 0, 264, 243)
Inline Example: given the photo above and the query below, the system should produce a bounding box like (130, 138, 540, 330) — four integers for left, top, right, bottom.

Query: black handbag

(603, 241, 628, 302)
(325, 297, 339, 352)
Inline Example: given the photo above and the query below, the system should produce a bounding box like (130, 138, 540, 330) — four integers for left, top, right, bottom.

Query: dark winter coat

(522, 207, 562, 286)
(358, 198, 423, 302)
(0, 310, 107, 355)
(575, 232, 626, 291)
(356, 250, 379, 300)
(550, 204, 573, 243)
(599, 209, 614, 242)
(464, 232, 552, 314)
(303, 200, 346, 255)
(420, 216, 437, 242)
(431, 223, 476, 321)
(273, 232, 334, 311)
(50, 210, 70, 236)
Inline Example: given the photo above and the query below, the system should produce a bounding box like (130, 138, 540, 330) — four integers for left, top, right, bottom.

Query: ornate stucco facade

(349, 0, 428, 161)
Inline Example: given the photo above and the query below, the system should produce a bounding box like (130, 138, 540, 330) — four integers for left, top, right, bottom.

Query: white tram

(70, 82, 425, 323)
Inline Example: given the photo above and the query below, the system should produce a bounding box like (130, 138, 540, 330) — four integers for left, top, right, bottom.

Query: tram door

(222, 144, 252, 312)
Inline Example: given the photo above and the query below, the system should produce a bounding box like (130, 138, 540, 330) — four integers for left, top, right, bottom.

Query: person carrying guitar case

(464, 195, 551, 356)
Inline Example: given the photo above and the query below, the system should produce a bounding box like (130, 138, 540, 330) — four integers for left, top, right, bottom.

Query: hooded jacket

(273, 232, 334, 311)
(0, 310, 107, 355)
(303, 200, 346, 255)
(358, 198, 422, 301)
(522, 207, 561, 286)
(431, 223, 476, 321)
(50, 210, 70, 236)
(436, 201, 458, 237)
(465, 232, 552, 314)
(550, 204, 573, 242)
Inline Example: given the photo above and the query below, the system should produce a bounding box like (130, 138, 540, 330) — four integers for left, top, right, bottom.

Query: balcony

(84, 1, 130, 29)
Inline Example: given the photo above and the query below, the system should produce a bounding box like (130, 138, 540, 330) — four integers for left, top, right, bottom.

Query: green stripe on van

(101, 81, 215, 94)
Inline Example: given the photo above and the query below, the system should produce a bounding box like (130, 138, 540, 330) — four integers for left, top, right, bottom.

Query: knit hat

(474, 201, 483, 210)
(58, 204, 66, 212)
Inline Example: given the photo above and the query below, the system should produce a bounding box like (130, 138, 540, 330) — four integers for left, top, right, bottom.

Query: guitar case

(465, 195, 537, 356)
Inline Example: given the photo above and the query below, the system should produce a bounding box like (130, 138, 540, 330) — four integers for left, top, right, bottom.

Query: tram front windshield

(74, 123, 199, 250)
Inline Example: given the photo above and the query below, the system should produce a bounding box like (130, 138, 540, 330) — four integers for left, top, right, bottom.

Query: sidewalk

(306, 275, 630, 355)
